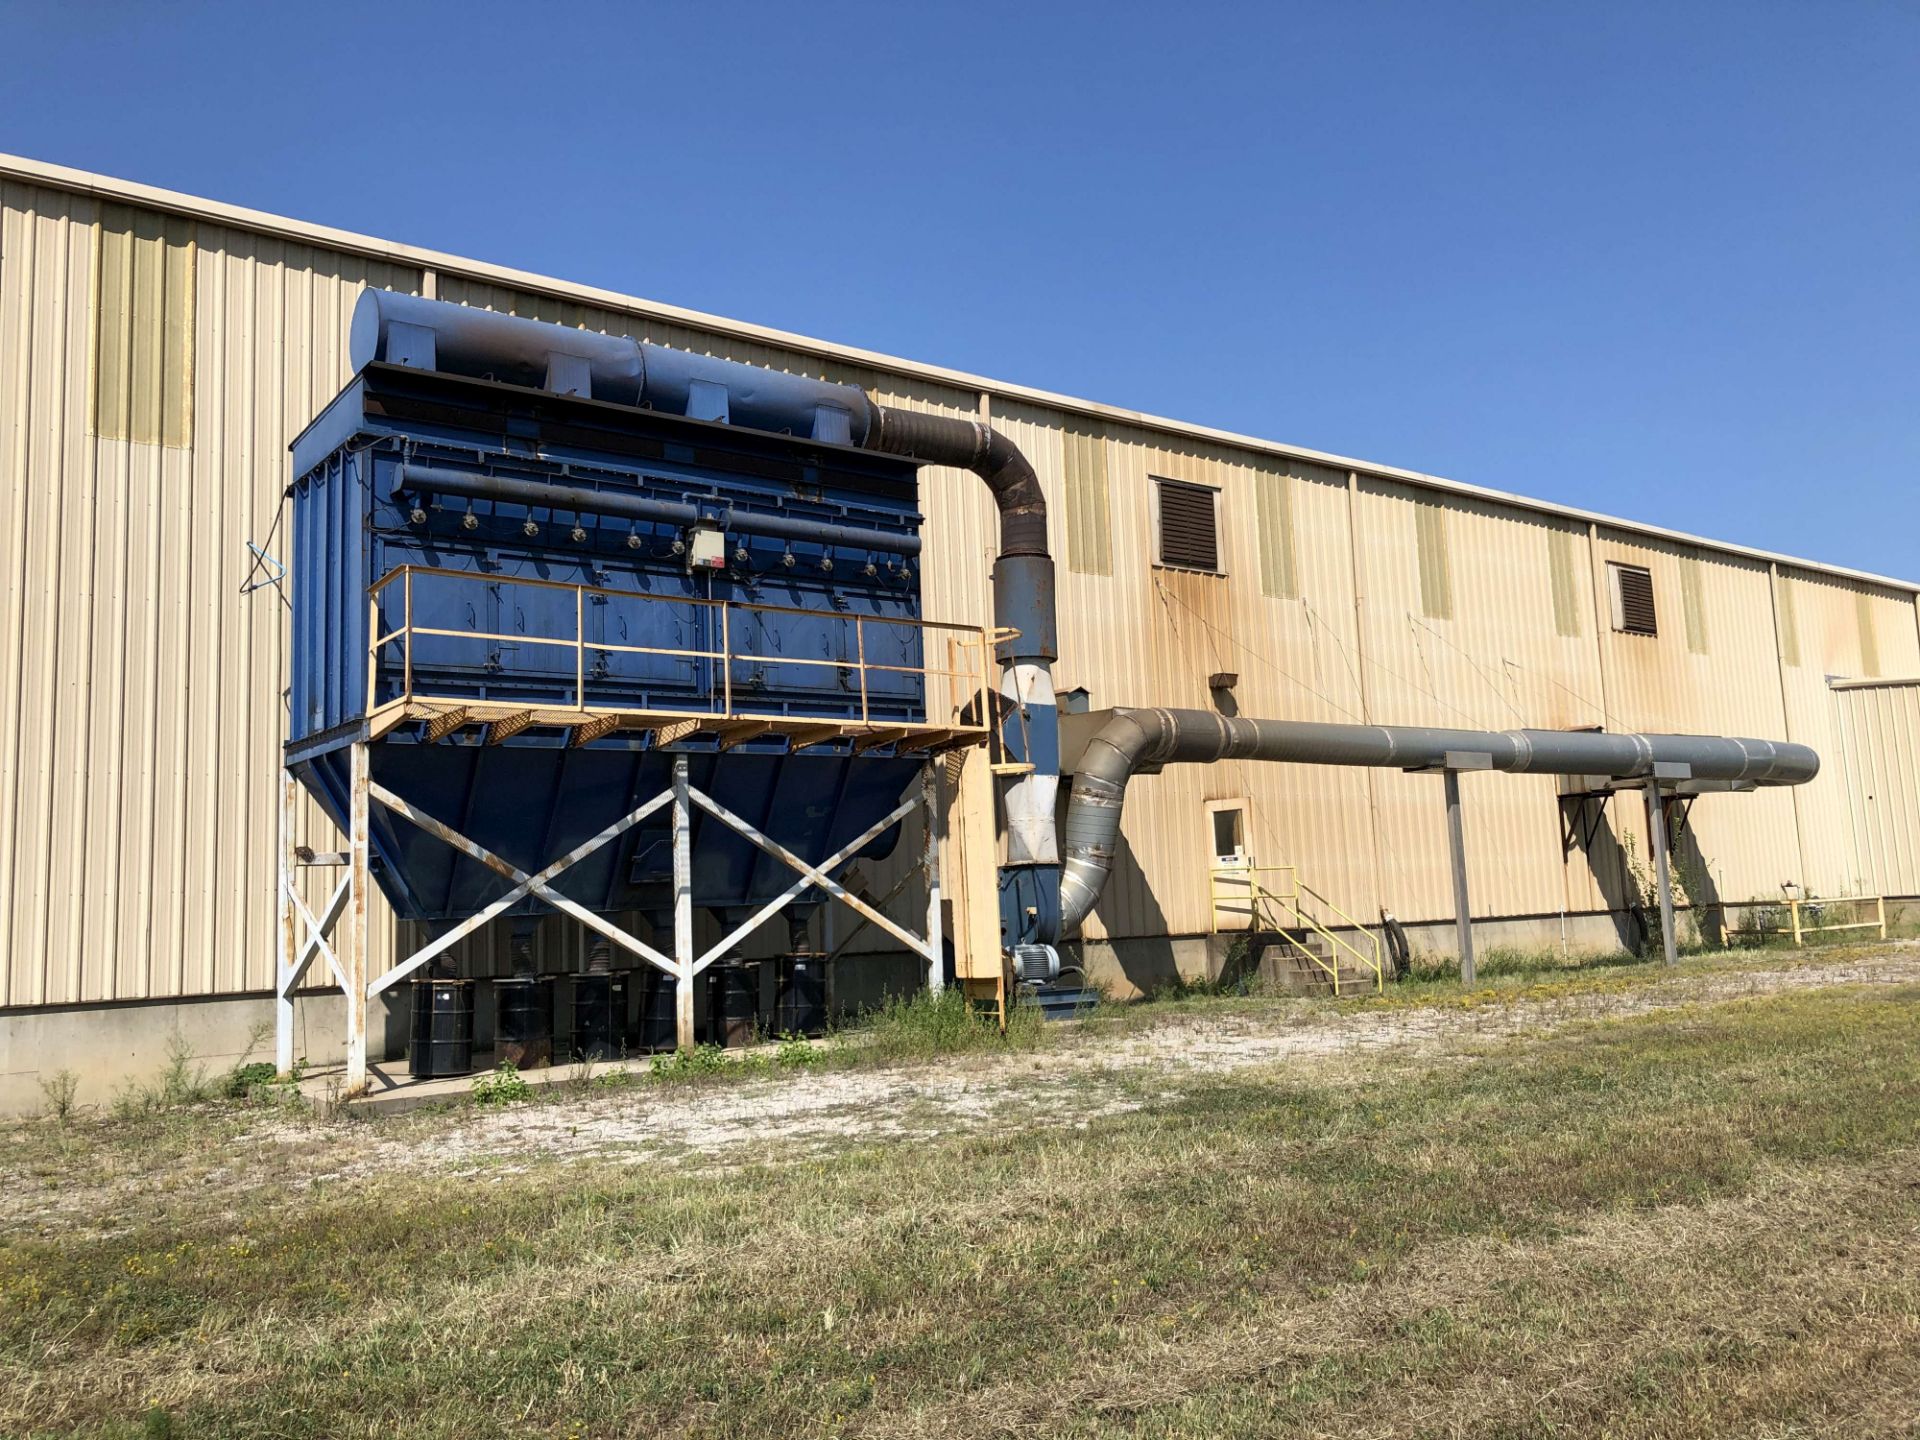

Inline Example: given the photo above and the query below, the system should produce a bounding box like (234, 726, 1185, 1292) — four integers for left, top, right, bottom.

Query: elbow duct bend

(1057, 708, 1820, 935)
(862, 406, 1063, 936)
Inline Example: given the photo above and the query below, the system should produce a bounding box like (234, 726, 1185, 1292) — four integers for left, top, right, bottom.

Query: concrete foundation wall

(0, 988, 409, 1117)
(0, 953, 932, 1118)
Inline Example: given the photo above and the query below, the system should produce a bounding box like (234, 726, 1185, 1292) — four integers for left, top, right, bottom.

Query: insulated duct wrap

(1058, 708, 1820, 933)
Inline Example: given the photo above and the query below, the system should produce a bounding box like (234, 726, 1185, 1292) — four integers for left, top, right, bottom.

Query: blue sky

(2, 1, 1914, 577)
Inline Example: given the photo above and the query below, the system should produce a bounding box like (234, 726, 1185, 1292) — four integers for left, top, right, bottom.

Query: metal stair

(1242, 929, 1378, 996)
(1209, 859, 1386, 996)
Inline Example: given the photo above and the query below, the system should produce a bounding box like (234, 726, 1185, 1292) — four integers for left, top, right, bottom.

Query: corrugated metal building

(3, 153, 1916, 1106)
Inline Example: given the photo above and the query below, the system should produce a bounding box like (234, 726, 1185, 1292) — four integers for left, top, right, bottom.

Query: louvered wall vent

(1156, 478, 1219, 572)
(1609, 562, 1658, 636)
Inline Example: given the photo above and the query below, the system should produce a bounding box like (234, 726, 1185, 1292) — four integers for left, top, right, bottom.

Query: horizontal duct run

(395, 464, 921, 556)
(1057, 707, 1820, 934)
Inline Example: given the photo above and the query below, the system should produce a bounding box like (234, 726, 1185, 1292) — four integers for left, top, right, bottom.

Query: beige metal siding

(1353, 485, 1613, 925)
(1587, 533, 1804, 909)
(1679, 556, 1709, 655)
(1548, 529, 1582, 639)
(1772, 570, 1920, 897)
(0, 181, 422, 1006)
(1832, 680, 1920, 896)
(1252, 466, 1299, 600)
(1856, 592, 1880, 678)
(1413, 500, 1453, 621)
(4, 166, 1915, 1009)
(1776, 570, 1801, 667)
(91, 204, 195, 448)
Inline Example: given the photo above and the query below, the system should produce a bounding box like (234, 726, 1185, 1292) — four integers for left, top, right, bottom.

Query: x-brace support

(364, 784, 676, 996)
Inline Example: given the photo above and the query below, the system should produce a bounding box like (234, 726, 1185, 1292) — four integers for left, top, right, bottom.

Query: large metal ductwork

(1058, 707, 1820, 934)
(351, 290, 1065, 949)
(352, 291, 874, 443)
(858, 408, 1061, 946)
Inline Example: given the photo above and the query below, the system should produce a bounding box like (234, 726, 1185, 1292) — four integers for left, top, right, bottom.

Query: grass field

(4, 948, 1918, 1437)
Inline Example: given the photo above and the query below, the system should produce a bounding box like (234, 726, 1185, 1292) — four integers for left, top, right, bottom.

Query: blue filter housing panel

(287, 358, 932, 924)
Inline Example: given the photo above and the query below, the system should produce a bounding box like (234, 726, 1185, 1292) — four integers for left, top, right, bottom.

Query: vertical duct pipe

(861, 408, 1061, 947)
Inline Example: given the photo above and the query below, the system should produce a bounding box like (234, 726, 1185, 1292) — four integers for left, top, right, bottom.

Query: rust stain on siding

(92, 203, 195, 447)
(1062, 424, 1112, 577)
(1549, 528, 1583, 638)
(1254, 469, 1297, 599)
(1414, 502, 1452, 620)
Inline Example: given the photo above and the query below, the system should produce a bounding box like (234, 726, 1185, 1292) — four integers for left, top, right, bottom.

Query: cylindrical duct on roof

(352, 290, 646, 403)
(351, 290, 874, 442)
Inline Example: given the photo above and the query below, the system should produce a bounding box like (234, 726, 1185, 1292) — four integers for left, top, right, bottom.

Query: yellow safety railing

(1709, 894, 1888, 947)
(1208, 860, 1384, 994)
(364, 564, 1004, 737)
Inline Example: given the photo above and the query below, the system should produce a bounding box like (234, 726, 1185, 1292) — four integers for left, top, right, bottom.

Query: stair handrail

(1286, 877, 1384, 993)
(1208, 860, 1294, 933)
(1208, 859, 1384, 995)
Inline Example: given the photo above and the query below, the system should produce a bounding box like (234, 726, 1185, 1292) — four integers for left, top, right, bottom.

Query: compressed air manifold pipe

(1057, 707, 1821, 934)
(395, 464, 923, 556)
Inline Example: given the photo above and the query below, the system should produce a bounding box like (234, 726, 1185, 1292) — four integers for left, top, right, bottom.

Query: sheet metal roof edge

(6, 149, 1913, 597)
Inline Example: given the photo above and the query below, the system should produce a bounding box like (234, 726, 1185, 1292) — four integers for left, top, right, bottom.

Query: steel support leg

(275, 768, 297, 1074)
(346, 741, 371, 1092)
(1445, 768, 1474, 987)
(922, 763, 945, 995)
(672, 755, 696, 1050)
(1646, 783, 1678, 967)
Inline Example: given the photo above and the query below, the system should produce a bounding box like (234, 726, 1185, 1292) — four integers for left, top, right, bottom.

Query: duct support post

(346, 740, 371, 1093)
(922, 762, 945, 995)
(673, 755, 696, 1051)
(1645, 763, 1688, 967)
(1442, 752, 1490, 988)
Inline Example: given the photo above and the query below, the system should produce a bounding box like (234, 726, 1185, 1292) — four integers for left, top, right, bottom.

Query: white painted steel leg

(1444, 769, 1474, 988)
(346, 741, 371, 1092)
(276, 768, 296, 1075)
(673, 756, 695, 1051)
(1646, 784, 1678, 967)
(923, 763, 945, 995)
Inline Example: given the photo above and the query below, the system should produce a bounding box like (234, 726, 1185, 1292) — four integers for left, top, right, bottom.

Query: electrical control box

(685, 524, 726, 572)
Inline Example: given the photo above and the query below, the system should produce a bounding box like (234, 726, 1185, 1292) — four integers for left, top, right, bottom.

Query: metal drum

(706, 961, 758, 1048)
(494, 976, 552, 1069)
(637, 969, 678, 1052)
(570, 973, 626, 1062)
(774, 954, 828, 1037)
(409, 978, 475, 1078)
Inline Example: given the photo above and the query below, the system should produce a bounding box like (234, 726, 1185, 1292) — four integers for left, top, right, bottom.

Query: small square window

(1210, 804, 1245, 860)
(1609, 562, 1658, 636)
(1156, 478, 1220, 572)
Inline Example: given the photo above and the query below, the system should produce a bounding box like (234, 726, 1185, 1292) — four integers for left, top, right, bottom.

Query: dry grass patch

(3, 982, 1918, 1437)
